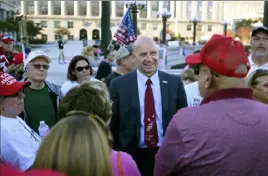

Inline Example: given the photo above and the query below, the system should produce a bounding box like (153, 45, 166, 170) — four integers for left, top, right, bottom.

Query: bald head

(133, 36, 157, 53)
(133, 36, 159, 77)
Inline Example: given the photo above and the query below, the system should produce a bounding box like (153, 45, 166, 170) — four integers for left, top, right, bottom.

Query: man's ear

(204, 70, 213, 89)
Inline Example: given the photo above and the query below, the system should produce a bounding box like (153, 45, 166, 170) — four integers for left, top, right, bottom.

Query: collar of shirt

(200, 88, 254, 105)
(137, 69, 159, 86)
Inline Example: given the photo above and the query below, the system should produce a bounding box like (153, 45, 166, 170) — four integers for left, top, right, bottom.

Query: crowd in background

(0, 26, 268, 176)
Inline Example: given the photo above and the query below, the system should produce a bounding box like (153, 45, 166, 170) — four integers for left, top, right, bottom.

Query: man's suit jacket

(109, 70, 187, 154)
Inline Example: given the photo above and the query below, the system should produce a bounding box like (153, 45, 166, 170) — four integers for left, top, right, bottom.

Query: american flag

(114, 9, 136, 45)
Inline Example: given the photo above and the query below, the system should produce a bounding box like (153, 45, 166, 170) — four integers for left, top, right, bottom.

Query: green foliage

(55, 27, 70, 36)
(0, 18, 43, 39)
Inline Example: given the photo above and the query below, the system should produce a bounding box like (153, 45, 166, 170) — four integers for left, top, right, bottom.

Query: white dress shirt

(137, 69, 163, 148)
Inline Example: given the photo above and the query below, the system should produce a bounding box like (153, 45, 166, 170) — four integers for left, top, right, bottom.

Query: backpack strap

(117, 152, 123, 176)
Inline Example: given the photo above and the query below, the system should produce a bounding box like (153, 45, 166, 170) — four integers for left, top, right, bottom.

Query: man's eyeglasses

(75, 65, 90, 72)
(30, 64, 50, 70)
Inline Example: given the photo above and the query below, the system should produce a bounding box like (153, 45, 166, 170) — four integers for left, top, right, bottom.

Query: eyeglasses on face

(75, 65, 90, 72)
(30, 64, 50, 70)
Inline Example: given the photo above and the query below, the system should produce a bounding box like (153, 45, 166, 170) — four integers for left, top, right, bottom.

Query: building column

(48, 1, 53, 15)
(147, 1, 152, 19)
(175, 1, 182, 20)
(218, 1, 224, 20)
(202, 1, 208, 21)
(74, 1, 79, 16)
(111, 1, 116, 18)
(61, 1, 66, 16)
(158, 1, 163, 13)
(34, 1, 40, 15)
(86, 1, 91, 17)
(170, 1, 175, 19)
(212, 1, 219, 20)
(20, 1, 26, 15)
(191, 1, 198, 18)
(181, 1, 187, 19)
(99, 1, 102, 17)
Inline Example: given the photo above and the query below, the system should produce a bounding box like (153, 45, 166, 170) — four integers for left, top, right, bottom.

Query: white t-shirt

(1, 116, 41, 171)
(184, 81, 203, 107)
(247, 54, 268, 76)
(60, 78, 100, 99)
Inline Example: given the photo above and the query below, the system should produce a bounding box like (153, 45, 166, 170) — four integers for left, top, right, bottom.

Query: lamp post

(190, 17, 201, 44)
(101, 1, 110, 52)
(124, 1, 146, 36)
(221, 20, 230, 36)
(264, 1, 268, 28)
(158, 8, 171, 45)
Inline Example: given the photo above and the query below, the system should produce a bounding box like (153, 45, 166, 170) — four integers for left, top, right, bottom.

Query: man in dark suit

(109, 36, 188, 176)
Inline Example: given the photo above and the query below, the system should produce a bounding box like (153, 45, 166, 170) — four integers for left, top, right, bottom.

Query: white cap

(246, 67, 268, 87)
(40, 121, 45, 124)
(24, 50, 51, 70)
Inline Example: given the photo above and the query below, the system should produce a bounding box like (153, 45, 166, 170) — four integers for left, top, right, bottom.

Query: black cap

(251, 26, 268, 37)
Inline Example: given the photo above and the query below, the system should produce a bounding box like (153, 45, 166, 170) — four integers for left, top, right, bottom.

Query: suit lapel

(128, 71, 141, 138)
(158, 71, 169, 121)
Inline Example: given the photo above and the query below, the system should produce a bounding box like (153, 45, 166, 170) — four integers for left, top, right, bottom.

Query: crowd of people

(0, 25, 268, 176)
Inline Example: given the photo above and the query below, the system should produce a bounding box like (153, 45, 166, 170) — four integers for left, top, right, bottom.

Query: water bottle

(38, 121, 50, 139)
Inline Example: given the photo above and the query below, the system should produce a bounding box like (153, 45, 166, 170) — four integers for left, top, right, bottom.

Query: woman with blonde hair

(58, 81, 141, 176)
(32, 112, 112, 176)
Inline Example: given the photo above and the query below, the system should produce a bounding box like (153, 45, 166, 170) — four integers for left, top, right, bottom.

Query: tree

(235, 19, 257, 44)
(55, 27, 70, 37)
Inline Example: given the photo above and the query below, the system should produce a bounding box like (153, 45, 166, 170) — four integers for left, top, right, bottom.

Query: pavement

(31, 41, 199, 86)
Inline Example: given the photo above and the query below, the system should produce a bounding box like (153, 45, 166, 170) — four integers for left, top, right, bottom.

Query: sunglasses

(30, 64, 50, 70)
(75, 65, 90, 72)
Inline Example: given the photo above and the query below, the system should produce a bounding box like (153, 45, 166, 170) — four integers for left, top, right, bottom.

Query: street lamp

(158, 8, 172, 45)
(190, 17, 201, 44)
(221, 20, 230, 36)
(124, 1, 146, 36)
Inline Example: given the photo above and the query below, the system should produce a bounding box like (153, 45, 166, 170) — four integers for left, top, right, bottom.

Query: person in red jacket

(0, 35, 24, 80)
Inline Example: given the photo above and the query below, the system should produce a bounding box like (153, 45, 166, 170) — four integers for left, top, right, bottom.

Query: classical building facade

(19, 1, 264, 42)
(0, 0, 17, 20)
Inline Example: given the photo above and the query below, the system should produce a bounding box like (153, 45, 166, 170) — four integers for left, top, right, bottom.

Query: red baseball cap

(1, 35, 14, 44)
(185, 34, 250, 78)
(1, 164, 65, 176)
(0, 72, 30, 96)
(13, 52, 24, 64)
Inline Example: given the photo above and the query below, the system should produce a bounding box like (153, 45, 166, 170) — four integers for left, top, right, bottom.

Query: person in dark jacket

(95, 50, 116, 81)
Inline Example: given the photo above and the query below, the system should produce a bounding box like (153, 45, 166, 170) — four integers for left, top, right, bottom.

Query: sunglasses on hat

(75, 65, 90, 72)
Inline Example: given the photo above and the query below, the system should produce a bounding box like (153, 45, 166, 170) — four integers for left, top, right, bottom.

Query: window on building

(79, 1, 87, 16)
(151, 1, 159, 19)
(67, 21, 73, 28)
(40, 1, 48, 15)
(197, 1, 202, 19)
(187, 24, 192, 31)
(68, 35, 74, 40)
(40, 21, 47, 28)
(207, 1, 213, 20)
(54, 35, 60, 40)
(197, 25, 202, 32)
(163, 1, 170, 11)
(26, 0, 34, 15)
(139, 1, 147, 18)
(41, 34, 47, 41)
(54, 2, 61, 15)
(208, 25, 213, 32)
(153, 24, 158, 30)
(67, 1, 74, 15)
(186, 1, 192, 19)
(116, 1, 124, 17)
(91, 1, 99, 16)
(141, 23, 147, 30)
(54, 21, 61, 28)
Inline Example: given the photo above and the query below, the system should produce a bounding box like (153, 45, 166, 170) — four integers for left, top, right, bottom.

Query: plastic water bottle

(38, 121, 50, 139)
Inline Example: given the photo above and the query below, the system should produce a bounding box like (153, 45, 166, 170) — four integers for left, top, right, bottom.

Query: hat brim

(3, 81, 30, 97)
(32, 55, 51, 63)
(185, 53, 202, 65)
(251, 28, 268, 37)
